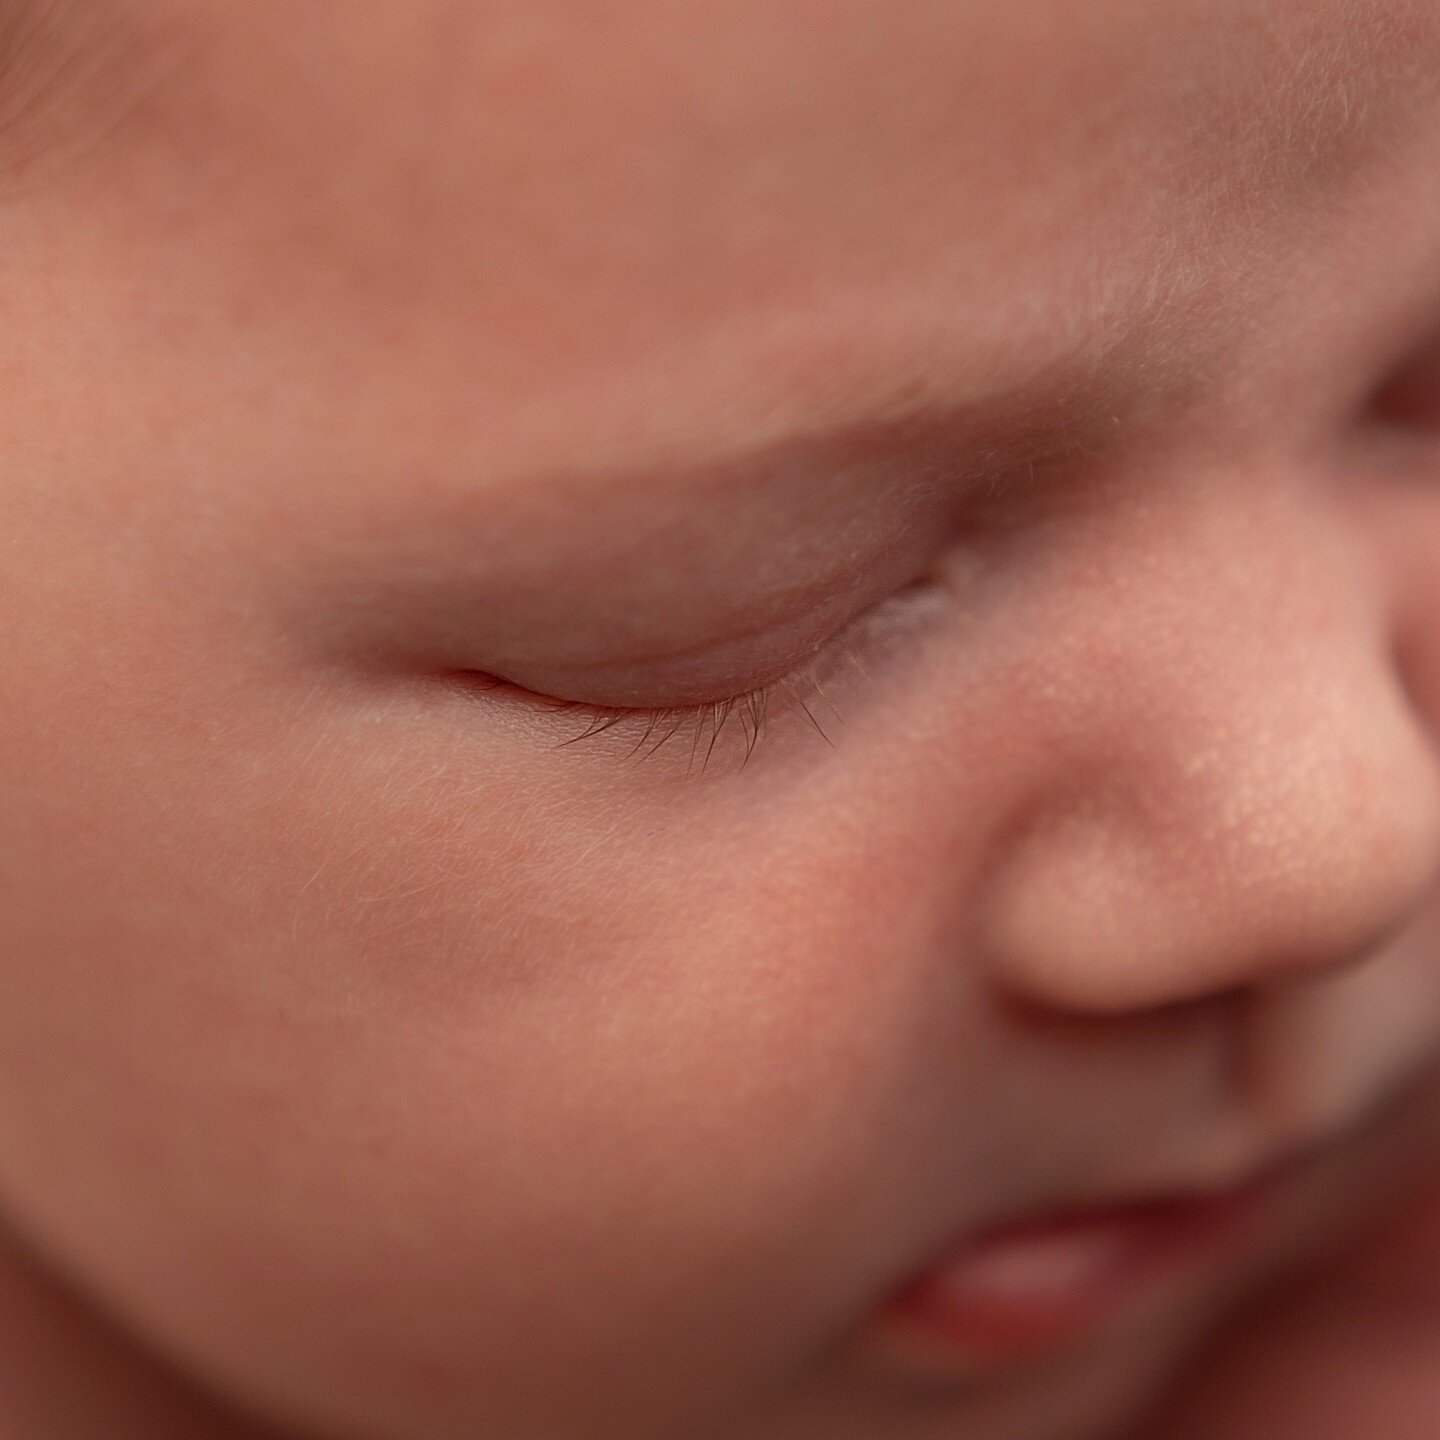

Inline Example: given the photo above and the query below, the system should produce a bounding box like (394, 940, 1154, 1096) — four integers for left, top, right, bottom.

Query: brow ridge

(0, 0, 191, 192)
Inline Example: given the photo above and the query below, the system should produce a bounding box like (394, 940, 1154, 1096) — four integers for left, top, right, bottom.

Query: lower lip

(873, 1177, 1280, 1368)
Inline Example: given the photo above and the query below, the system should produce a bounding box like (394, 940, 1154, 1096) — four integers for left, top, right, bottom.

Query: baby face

(4, 1, 1440, 1437)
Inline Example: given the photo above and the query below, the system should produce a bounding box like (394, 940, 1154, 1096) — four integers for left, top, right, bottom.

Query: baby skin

(4, 1, 1440, 1437)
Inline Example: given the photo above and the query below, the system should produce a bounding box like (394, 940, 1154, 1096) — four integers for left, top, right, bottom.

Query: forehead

(28, 0, 1440, 488)
(140, 2, 1434, 256)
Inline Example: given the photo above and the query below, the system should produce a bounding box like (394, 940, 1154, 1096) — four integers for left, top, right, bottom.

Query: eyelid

(468, 522, 946, 711)
(484, 579, 877, 711)
(472, 653, 842, 771)
(467, 576, 952, 769)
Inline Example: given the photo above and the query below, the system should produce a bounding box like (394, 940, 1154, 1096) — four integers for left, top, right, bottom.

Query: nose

(977, 512, 1440, 1018)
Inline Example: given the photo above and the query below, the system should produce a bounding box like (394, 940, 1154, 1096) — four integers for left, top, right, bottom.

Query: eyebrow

(543, 334, 1173, 522)
(0, 0, 187, 189)
(364, 355, 1152, 611)
(633, 379, 1126, 508)
(334, 285, 1220, 604)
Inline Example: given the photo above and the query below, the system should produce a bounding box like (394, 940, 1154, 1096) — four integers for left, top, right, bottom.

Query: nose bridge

(979, 510, 1440, 1017)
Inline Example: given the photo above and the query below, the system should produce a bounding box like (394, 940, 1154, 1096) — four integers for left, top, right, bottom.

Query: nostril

(1363, 332, 1440, 436)
(990, 981, 1234, 1039)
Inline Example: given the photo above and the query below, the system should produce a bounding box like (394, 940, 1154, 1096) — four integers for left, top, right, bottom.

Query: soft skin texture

(4, 1, 1440, 1437)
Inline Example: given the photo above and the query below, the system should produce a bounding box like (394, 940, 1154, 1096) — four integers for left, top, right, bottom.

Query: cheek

(0, 656, 1009, 1440)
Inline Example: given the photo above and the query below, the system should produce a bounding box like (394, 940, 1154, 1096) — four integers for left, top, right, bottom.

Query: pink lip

(872, 1171, 1285, 1367)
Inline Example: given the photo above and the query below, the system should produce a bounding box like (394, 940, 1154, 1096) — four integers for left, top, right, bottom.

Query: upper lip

(964, 1172, 1274, 1249)
(958, 1129, 1331, 1254)
(1095, 1133, 1324, 1212)
(854, 1115, 1378, 1347)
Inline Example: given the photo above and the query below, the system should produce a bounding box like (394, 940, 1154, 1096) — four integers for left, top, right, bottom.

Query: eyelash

(471, 648, 850, 771)
(465, 578, 949, 770)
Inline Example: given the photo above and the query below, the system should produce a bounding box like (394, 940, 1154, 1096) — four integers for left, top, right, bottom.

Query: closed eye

(458, 575, 950, 774)
(467, 661, 844, 772)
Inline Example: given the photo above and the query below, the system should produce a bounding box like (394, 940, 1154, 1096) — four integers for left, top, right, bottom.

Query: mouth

(863, 1156, 1303, 1372)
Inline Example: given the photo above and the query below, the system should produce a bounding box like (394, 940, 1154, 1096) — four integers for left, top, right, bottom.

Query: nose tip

(979, 695, 1440, 1017)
